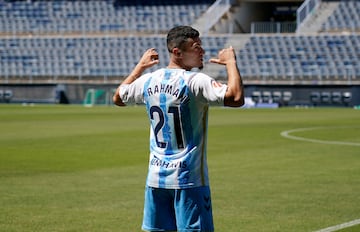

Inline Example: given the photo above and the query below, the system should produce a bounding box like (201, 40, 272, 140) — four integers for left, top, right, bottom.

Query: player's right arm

(113, 48, 159, 106)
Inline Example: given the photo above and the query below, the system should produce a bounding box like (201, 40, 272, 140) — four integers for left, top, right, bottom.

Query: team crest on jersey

(212, 81, 223, 88)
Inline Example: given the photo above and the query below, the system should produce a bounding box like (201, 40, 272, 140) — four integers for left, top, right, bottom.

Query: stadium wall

(1, 83, 359, 107)
(0, 84, 114, 105)
(246, 84, 359, 107)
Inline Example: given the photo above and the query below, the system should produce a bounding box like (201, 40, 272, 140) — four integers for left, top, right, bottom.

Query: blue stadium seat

(0, 1, 210, 34)
(321, 1, 360, 32)
(0, 0, 359, 83)
(236, 33, 360, 81)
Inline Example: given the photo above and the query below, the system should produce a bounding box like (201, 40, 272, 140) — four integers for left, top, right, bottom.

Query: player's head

(167, 26, 205, 70)
(167, 26, 199, 52)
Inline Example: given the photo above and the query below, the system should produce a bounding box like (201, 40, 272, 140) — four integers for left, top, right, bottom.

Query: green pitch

(0, 105, 359, 232)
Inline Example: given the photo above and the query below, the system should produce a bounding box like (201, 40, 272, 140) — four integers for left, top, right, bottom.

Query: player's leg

(174, 186, 214, 232)
(142, 186, 177, 232)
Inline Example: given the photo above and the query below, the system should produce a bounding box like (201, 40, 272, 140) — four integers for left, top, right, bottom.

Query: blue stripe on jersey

(158, 70, 173, 187)
(160, 70, 172, 153)
(178, 77, 194, 149)
(143, 76, 158, 150)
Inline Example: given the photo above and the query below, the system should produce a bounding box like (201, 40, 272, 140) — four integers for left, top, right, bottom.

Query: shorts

(142, 186, 214, 232)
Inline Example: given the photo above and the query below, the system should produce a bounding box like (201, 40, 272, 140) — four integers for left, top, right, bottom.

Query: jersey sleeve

(119, 74, 150, 105)
(189, 73, 227, 106)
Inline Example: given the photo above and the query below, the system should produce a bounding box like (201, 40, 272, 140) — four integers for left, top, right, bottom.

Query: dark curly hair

(166, 26, 200, 53)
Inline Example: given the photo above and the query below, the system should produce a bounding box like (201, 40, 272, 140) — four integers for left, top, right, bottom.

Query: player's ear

(173, 47, 181, 57)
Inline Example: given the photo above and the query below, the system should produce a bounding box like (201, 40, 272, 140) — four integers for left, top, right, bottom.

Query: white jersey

(120, 68, 227, 189)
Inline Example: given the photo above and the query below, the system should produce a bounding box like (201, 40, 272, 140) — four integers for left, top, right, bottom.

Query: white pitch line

(281, 126, 360, 232)
(280, 127, 360, 146)
(314, 219, 360, 232)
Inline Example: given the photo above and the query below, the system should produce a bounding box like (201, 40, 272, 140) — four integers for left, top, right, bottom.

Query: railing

(296, 0, 321, 29)
(251, 22, 297, 34)
(192, 0, 231, 34)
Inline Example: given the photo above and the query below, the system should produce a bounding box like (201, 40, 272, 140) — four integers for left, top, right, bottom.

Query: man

(113, 26, 244, 231)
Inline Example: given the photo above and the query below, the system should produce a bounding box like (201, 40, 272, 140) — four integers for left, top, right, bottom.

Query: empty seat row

(321, 1, 360, 32)
(1, 33, 359, 83)
(0, 1, 209, 34)
(251, 91, 292, 105)
(237, 34, 360, 80)
(310, 91, 352, 105)
(0, 35, 228, 77)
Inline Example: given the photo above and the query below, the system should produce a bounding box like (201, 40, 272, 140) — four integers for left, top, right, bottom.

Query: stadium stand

(0, 0, 359, 106)
(0, 35, 229, 81)
(0, 0, 210, 34)
(0, 0, 220, 83)
(238, 34, 360, 83)
(321, 0, 360, 32)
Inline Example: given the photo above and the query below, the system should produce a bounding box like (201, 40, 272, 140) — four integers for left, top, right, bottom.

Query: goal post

(83, 88, 111, 107)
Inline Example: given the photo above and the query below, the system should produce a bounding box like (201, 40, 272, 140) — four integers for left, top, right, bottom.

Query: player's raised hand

(209, 46, 237, 65)
(138, 48, 160, 69)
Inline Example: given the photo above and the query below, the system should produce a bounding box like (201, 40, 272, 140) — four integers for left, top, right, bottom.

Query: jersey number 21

(150, 105, 184, 149)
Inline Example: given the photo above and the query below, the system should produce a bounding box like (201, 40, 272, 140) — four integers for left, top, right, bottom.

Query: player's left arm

(209, 46, 244, 107)
(113, 48, 159, 106)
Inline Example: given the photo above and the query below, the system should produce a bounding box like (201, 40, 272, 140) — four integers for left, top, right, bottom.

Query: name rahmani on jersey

(146, 83, 190, 104)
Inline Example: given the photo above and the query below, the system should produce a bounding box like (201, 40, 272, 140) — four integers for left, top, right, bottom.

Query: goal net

(83, 88, 111, 107)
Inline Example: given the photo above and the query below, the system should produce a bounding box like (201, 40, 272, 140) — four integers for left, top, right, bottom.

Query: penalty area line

(314, 219, 360, 232)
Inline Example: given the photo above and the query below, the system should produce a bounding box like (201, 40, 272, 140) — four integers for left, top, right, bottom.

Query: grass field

(0, 104, 359, 232)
